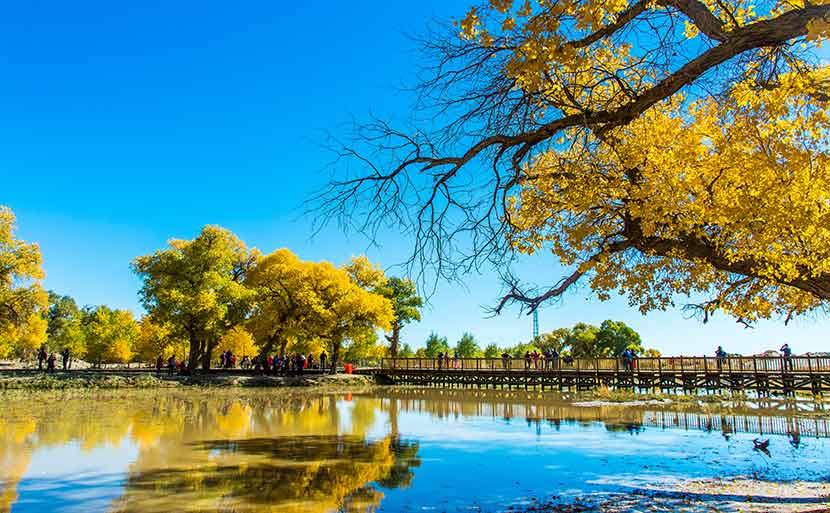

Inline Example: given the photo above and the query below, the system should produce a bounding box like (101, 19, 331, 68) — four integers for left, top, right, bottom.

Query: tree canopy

(419, 319, 649, 359)
(424, 333, 451, 357)
(381, 277, 424, 357)
(132, 226, 258, 370)
(0, 207, 47, 358)
(82, 306, 138, 365)
(455, 332, 482, 357)
(318, 0, 830, 325)
(245, 248, 314, 356)
(46, 292, 86, 356)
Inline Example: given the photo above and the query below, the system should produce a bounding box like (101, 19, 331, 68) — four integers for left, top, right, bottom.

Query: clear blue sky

(1, 1, 826, 355)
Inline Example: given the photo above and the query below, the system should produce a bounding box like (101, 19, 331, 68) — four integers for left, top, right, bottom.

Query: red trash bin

(344, 364, 353, 374)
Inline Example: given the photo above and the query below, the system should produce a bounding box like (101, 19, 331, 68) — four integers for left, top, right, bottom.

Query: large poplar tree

(0, 206, 47, 357)
(132, 226, 257, 370)
(318, 1, 830, 324)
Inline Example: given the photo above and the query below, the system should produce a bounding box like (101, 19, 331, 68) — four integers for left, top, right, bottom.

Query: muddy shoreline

(504, 478, 830, 512)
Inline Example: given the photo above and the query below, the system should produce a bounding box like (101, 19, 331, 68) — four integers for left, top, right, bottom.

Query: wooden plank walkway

(376, 356, 830, 395)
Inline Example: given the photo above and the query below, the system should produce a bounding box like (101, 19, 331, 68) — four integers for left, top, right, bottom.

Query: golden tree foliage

(132, 226, 258, 369)
(83, 306, 138, 364)
(134, 317, 189, 363)
(0, 206, 47, 358)
(219, 326, 258, 358)
(511, 68, 830, 322)
(306, 259, 394, 369)
(319, 0, 830, 324)
(246, 248, 314, 355)
(247, 249, 394, 363)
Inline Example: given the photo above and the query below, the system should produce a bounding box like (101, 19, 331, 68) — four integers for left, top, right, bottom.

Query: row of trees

(0, 207, 425, 369)
(406, 320, 657, 360)
(132, 227, 422, 371)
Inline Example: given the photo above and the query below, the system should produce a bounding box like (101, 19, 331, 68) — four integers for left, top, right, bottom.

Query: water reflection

(0, 388, 827, 513)
(0, 392, 420, 513)
(114, 436, 419, 513)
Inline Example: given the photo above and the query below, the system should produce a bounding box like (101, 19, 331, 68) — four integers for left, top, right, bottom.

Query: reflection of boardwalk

(380, 388, 830, 438)
(375, 356, 830, 395)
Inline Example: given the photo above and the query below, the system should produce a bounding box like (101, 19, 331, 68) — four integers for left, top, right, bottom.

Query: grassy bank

(0, 370, 377, 390)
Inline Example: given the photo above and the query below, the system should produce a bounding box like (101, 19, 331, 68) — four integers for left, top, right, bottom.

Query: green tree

(45, 291, 86, 357)
(132, 226, 258, 370)
(0, 207, 47, 358)
(454, 332, 480, 357)
(506, 341, 540, 359)
(532, 328, 570, 353)
(381, 278, 423, 357)
(82, 306, 138, 365)
(566, 323, 600, 358)
(399, 343, 415, 358)
(423, 333, 449, 358)
(483, 343, 500, 358)
(595, 320, 644, 357)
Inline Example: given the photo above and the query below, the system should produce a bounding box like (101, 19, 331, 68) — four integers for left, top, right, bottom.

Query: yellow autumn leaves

(0, 207, 47, 358)
(510, 66, 830, 321)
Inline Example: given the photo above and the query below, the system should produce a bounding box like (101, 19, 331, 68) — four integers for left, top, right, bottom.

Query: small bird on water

(753, 438, 770, 450)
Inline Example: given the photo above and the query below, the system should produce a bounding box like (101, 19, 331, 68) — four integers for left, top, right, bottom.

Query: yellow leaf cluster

(509, 68, 830, 321)
(0, 206, 48, 358)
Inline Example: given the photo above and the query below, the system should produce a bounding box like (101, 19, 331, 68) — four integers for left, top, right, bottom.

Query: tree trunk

(388, 326, 401, 357)
(202, 338, 217, 370)
(330, 340, 341, 374)
(187, 333, 201, 371)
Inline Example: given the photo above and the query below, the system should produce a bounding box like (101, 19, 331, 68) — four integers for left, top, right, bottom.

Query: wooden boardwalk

(376, 356, 830, 395)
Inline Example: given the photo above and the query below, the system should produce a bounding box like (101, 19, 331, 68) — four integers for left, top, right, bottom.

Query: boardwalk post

(808, 356, 816, 395)
(658, 357, 663, 391)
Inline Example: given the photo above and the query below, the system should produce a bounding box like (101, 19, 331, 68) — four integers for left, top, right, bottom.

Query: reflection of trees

(113, 436, 419, 513)
(0, 391, 421, 513)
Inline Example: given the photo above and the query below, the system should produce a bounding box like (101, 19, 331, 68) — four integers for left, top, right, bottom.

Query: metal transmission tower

(532, 310, 539, 339)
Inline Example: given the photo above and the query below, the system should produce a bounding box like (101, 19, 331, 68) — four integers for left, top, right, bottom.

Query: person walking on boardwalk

(715, 346, 727, 371)
(167, 355, 176, 375)
(37, 347, 47, 371)
(501, 351, 511, 370)
(621, 348, 633, 371)
(156, 355, 163, 374)
(550, 348, 560, 370)
(46, 353, 57, 373)
(781, 343, 793, 371)
(524, 351, 531, 370)
(320, 351, 327, 371)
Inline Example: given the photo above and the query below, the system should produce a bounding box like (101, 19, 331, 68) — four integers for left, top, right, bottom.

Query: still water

(0, 388, 828, 513)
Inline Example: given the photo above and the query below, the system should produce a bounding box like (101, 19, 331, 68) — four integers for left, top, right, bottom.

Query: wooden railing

(380, 356, 830, 374)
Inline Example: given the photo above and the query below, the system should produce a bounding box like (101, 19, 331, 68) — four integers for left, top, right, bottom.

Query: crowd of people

(155, 350, 330, 375)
